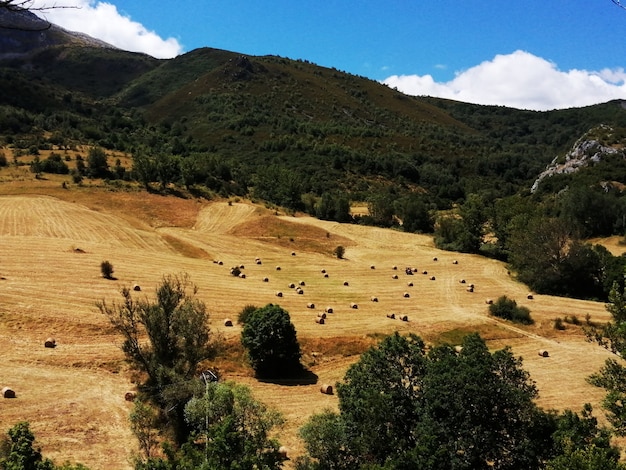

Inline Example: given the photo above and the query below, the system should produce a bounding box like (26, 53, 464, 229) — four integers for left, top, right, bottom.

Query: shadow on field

(257, 368, 318, 386)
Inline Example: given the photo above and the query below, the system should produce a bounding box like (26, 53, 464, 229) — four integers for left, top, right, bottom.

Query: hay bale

(288, 283, 296, 289)
(466, 286, 474, 292)
(527, 293, 534, 300)
(323, 273, 329, 278)
(307, 303, 315, 309)
(403, 292, 410, 298)
(469, 283, 475, 289)
(407, 282, 414, 287)
(291, 252, 296, 256)
(392, 274, 398, 279)
(44, 337, 56, 348)
(350, 302, 358, 309)
(485, 299, 493, 304)
(297, 289, 304, 295)
(454, 345, 463, 354)
(276, 291, 283, 297)
(217, 260, 223, 265)
(430, 276, 436, 281)
(370, 265, 376, 270)
(132, 284, 141, 291)
(239, 264, 245, 269)
(278, 446, 289, 460)
(386, 313, 396, 319)
(255, 259, 262, 265)
(239, 273, 246, 279)
(370, 296, 378, 302)
(315, 317, 325, 324)
(276, 266, 281, 271)
(343, 281, 349, 286)
(262, 277, 269, 282)
(392, 265, 398, 270)
(224, 319, 233, 327)
(413, 268, 419, 273)
(321, 269, 326, 273)
(2, 387, 15, 398)
(459, 279, 466, 284)
(124, 391, 137, 401)
(399, 315, 409, 322)
(453, 260, 458, 264)
(317, 312, 327, 319)
(324, 306, 334, 314)
(433, 257, 438, 261)
(538, 349, 549, 357)
(299, 281, 306, 286)
(320, 384, 334, 395)
(422, 270, 428, 275)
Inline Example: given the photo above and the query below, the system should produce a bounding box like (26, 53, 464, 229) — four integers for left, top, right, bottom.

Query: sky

(27, 0, 626, 111)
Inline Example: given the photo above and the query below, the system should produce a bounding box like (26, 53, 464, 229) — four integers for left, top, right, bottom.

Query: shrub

(334, 245, 345, 259)
(488, 295, 533, 324)
(100, 260, 114, 279)
(238, 304, 258, 325)
(554, 317, 566, 330)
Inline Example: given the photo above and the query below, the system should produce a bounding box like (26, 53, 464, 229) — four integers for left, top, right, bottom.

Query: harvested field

(0, 185, 618, 468)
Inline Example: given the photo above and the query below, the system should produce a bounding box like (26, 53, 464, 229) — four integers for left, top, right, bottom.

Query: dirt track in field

(0, 188, 620, 468)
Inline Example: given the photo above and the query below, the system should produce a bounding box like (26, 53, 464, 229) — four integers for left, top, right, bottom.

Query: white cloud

(382, 50, 626, 111)
(30, 0, 183, 59)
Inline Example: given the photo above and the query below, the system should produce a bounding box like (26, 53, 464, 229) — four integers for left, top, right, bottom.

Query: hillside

(0, 167, 620, 467)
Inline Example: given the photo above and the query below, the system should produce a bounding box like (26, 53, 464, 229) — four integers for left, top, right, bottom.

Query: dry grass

(0, 171, 622, 468)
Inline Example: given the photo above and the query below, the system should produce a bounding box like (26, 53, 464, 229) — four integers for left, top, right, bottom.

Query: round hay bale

(44, 337, 56, 348)
(288, 283, 296, 289)
(307, 303, 315, 309)
(321, 269, 326, 273)
(422, 270, 428, 275)
(320, 384, 333, 395)
(262, 277, 269, 282)
(291, 252, 296, 256)
(343, 281, 349, 286)
(297, 289, 304, 295)
(276, 291, 283, 297)
(469, 283, 475, 289)
(217, 260, 223, 265)
(392, 265, 398, 270)
(224, 319, 233, 327)
(315, 317, 325, 324)
(386, 313, 396, 319)
(239, 264, 245, 269)
(459, 279, 466, 284)
(392, 274, 398, 279)
(399, 315, 409, 322)
(278, 446, 289, 460)
(370, 265, 376, 269)
(485, 299, 493, 304)
(527, 293, 534, 300)
(407, 282, 414, 287)
(132, 284, 141, 291)
(324, 306, 334, 314)
(403, 292, 410, 298)
(453, 260, 458, 264)
(124, 391, 137, 401)
(239, 273, 246, 279)
(370, 296, 378, 302)
(413, 268, 419, 273)
(299, 281, 306, 286)
(429, 276, 436, 281)
(2, 387, 16, 398)
(433, 257, 438, 261)
(538, 349, 549, 357)
(466, 286, 474, 292)
(317, 312, 327, 319)
(324, 273, 329, 278)
(276, 266, 281, 271)
(256, 259, 262, 265)
(350, 302, 358, 309)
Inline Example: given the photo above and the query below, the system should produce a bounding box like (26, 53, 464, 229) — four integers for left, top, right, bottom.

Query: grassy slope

(0, 166, 618, 467)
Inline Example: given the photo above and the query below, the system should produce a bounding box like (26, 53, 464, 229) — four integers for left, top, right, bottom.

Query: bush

(241, 304, 302, 378)
(100, 260, 114, 279)
(333, 245, 345, 259)
(488, 295, 533, 324)
(238, 304, 258, 325)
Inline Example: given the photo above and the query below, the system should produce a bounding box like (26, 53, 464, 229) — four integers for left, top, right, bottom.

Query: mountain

(1, 12, 626, 213)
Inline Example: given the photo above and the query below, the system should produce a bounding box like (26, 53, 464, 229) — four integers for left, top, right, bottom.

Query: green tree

(333, 245, 345, 259)
(241, 304, 302, 378)
(182, 381, 284, 470)
(0, 422, 54, 470)
(100, 260, 114, 279)
(86, 147, 108, 178)
(98, 274, 215, 442)
(488, 295, 533, 324)
(300, 333, 556, 469)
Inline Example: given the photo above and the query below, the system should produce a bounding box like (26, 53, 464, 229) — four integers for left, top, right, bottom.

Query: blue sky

(31, 0, 626, 110)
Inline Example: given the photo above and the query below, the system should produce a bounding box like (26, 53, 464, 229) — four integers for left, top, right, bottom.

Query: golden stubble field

(0, 171, 621, 468)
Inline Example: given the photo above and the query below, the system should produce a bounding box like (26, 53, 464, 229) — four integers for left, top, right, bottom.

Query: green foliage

(301, 332, 556, 469)
(100, 260, 114, 279)
(333, 245, 345, 259)
(237, 304, 258, 325)
(86, 147, 108, 178)
(488, 295, 533, 324)
(240, 304, 302, 378)
(98, 274, 214, 442)
(129, 400, 160, 459)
